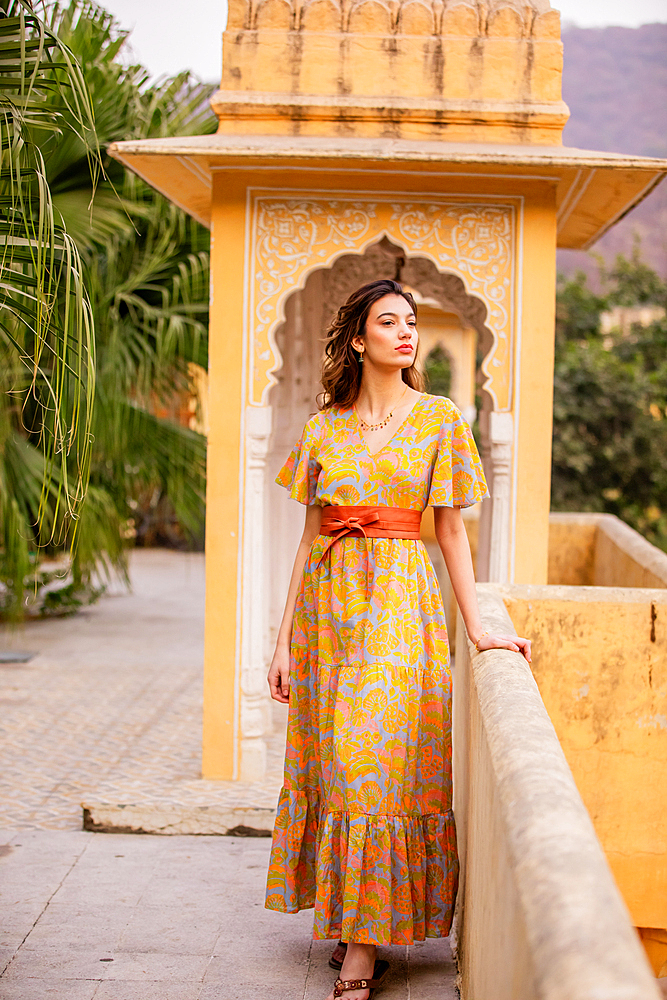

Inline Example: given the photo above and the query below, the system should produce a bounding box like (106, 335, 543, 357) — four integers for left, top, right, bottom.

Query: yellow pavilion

(109, 2, 667, 993)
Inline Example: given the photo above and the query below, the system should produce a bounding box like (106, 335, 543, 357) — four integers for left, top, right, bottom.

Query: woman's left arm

(433, 505, 532, 663)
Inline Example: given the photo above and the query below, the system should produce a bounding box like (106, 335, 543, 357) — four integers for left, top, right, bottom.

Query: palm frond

(0, 0, 100, 615)
(2, 1, 214, 616)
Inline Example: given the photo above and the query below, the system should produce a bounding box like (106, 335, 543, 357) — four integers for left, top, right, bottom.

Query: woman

(266, 279, 531, 1000)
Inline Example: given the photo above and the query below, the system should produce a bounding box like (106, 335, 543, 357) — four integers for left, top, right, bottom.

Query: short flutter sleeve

(428, 406, 488, 508)
(275, 415, 322, 505)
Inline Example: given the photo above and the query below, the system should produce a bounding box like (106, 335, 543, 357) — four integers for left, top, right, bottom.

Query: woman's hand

(474, 632, 532, 664)
(268, 504, 321, 706)
(268, 644, 291, 703)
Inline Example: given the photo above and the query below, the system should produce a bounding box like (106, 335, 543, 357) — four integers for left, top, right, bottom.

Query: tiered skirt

(265, 535, 459, 944)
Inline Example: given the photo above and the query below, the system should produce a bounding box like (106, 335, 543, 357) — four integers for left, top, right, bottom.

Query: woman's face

(352, 294, 418, 373)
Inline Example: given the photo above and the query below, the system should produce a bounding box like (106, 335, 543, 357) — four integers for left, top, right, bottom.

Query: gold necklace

(356, 387, 408, 432)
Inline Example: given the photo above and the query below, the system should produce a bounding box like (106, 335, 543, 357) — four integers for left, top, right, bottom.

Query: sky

(101, 0, 667, 82)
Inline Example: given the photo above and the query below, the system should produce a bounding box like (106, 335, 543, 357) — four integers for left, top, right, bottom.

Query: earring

(357, 349, 364, 363)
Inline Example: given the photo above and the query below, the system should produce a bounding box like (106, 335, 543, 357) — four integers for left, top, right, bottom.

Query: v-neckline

(354, 392, 426, 458)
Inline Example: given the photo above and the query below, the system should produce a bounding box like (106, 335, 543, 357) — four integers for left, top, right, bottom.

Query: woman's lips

(396, 345, 414, 353)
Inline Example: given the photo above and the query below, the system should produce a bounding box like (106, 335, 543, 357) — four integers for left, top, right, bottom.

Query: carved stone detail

(477, 409, 513, 583)
(249, 191, 515, 410)
(321, 240, 404, 330)
(239, 404, 273, 782)
(401, 256, 491, 336)
(231, 0, 556, 37)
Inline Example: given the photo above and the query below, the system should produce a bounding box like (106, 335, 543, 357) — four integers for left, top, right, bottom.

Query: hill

(558, 23, 667, 280)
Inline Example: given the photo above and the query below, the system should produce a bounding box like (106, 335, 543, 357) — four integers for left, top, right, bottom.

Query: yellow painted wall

(202, 173, 248, 779)
(595, 528, 667, 589)
(547, 513, 667, 589)
(216, 0, 567, 143)
(513, 188, 557, 584)
(503, 586, 667, 968)
(548, 516, 597, 586)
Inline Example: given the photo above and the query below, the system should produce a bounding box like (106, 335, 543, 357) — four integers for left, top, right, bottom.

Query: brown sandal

(333, 959, 389, 998)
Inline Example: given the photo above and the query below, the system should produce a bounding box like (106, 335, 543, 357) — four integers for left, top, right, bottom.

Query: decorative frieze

(228, 0, 560, 39)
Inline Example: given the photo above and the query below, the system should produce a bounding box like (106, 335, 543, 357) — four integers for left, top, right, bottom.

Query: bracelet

(473, 630, 490, 652)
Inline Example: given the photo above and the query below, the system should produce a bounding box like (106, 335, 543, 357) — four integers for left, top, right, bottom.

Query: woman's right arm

(267, 503, 322, 704)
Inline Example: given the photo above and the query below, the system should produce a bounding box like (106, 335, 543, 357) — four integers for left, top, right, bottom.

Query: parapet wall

(454, 585, 660, 999)
(548, 512, 667, 589)
(501, 582, 667, 944)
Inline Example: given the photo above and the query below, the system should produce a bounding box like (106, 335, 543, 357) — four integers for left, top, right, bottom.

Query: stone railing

(452, 584, 660, 1000)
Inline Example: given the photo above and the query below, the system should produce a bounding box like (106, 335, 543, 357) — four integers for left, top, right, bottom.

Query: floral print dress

(265, 393, 488, 945)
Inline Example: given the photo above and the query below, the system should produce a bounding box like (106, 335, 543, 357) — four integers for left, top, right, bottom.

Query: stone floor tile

(116, 905, 221, 955)
(203, 952, 309, 992)
(51, 865, 155, 892)
(199, 986, 288, 1000)
(379, 948, 410, 1000)
(0, 979, 99, 1000)
(0, 885, 61, 909)
(302, 941, 456, 1000)
(408, 937, 458, 996)
(209, 908, 315, 949)
(0, 949, 15, 973)
(20, 908, 133, 950)
(303, 946, 342, 1000)
(7, 828, 91, 851)
(93, 983, 203, 1000)
(0, 932, 30, 959)
(3, 948, 209, 983)
(0, 905, 46, 937)
(47, 884, 146, 910)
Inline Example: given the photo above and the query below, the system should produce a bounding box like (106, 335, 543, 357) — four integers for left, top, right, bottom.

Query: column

(512, 188, 557, 584)
(202, 175, 247, 779)
(477, 408, 513, 584)
(239, 405, 273, 782)
(487, 411, 514, 584)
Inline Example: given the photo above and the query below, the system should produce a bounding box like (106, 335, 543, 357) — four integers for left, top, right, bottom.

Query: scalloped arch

(246, 190, 518, 412)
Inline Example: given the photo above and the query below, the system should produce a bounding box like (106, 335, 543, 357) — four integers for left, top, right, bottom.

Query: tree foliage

(552, 251, 667, 551)
(0, 0, 98, 618)
(424, 344, 452, 398)
(1, 0, 215, 618)
(48, 1, 215, 556)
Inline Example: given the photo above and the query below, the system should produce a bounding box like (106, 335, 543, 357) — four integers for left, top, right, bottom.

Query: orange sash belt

(317, 505, 422, 599)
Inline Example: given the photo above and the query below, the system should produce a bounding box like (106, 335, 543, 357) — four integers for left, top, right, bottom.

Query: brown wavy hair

(319, 279, 425, 410)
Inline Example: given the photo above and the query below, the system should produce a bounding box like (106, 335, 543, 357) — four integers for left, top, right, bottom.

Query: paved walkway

(0, 829, 457, 1000)
(0, 550, 283, 830)
(0, 550, 458, 999)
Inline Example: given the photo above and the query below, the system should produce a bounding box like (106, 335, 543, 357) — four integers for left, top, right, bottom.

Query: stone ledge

(82, 800, 276, 836)
(108, 132, 667, 170)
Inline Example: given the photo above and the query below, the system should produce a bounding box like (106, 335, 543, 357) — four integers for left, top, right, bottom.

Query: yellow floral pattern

(265, 394, 488, 944)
